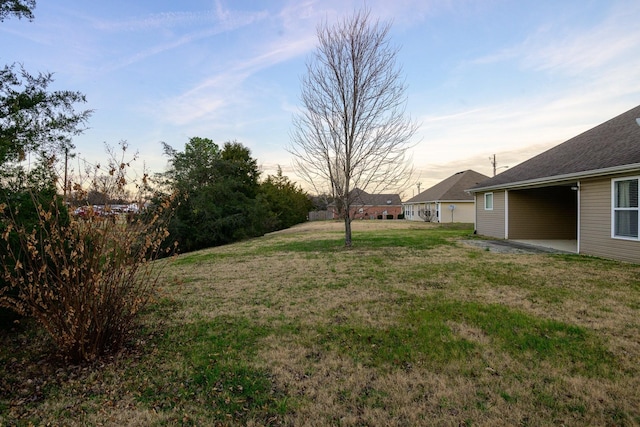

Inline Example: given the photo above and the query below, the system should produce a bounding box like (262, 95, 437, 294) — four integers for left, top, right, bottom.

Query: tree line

(157, 137, 312, 254)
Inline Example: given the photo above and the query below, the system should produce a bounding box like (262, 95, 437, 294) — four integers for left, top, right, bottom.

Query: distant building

(403, 170, 489, 223)
(330, 188, 403, 220)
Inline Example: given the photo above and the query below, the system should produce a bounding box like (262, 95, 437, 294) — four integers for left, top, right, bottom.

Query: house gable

(407, 170, 489, 204)
(402, 170, 488, 223)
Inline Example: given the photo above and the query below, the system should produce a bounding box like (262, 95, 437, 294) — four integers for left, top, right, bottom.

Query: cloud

(154, 7, 319, 127)
(474, 1, 640, 77)
(413, 0, 640, 188)
(153, 35, 315, 126)
(98, 26, 233, 73)
(92, 1, 268, 33)
(156, 0, 444, 129)
(411, 62, 640, 188)
(71, 1, 274, 77)
(521, 27, 640, 76)
(93, 11, 213, 32)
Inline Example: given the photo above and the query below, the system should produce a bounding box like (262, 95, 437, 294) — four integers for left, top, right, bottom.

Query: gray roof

(405, 170, 489, 203)
(471, 104, 640, 191)
(351, 188, 402, 206)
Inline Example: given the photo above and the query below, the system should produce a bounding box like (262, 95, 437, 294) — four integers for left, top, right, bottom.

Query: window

(612, 177, 639, 239)
(484, 193, 494, 211)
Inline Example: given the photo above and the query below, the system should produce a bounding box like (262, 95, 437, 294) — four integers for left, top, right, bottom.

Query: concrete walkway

(461, 239, 577, 254)
(513, 239, 577, 253)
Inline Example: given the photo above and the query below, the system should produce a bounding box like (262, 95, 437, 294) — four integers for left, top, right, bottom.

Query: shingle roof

(405, 170, 489, 203)
(471, 104, 640, 191)
(350, 188, 402, 206)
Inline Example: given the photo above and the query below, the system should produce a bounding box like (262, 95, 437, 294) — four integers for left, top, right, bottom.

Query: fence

(308, 210, 333, 221)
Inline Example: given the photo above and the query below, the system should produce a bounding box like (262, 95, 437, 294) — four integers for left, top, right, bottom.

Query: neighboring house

(403, 170, 489, 223)
(330, 188, 403, 220)
(469, 105, 640, 263)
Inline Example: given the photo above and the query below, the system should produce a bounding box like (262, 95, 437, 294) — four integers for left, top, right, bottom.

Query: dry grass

(1, 220, 640, 426)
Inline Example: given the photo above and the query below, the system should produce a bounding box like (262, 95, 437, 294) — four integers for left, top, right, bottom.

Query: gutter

(402, 199, 474, 204)
(467, 163, 640, 193)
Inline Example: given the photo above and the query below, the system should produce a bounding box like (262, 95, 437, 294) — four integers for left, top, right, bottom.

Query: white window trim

(484, 192, 494, 211)
(611, 176, 639, 241)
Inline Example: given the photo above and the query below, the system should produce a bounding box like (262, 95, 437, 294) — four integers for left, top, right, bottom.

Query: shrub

(377, 215, 383, 219)
(386, 214, 394, 220)
(0, 143, 176, 361)
(398, 213, 405, 219)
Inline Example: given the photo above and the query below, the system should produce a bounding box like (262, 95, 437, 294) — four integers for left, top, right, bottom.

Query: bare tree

(289, 9, 417, 246)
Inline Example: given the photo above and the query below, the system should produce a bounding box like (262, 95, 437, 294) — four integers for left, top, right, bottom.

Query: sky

(2, 0, 640, 198)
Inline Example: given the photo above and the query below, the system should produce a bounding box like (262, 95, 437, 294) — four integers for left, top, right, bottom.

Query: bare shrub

(0, 143, 175, 362)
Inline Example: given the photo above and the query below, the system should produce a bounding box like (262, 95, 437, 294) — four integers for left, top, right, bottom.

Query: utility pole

(416, 182, 421, 194)
(490, 154, 508, 176)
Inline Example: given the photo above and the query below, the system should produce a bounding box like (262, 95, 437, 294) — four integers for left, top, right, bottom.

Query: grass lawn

(1, 220, 640, 426)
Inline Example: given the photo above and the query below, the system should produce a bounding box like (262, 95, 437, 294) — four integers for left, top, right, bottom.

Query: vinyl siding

(508, 187, 577, 239)
(580, 176, 640, 263)
(440, 202, 475, 223)
(475, 191, 505, 238)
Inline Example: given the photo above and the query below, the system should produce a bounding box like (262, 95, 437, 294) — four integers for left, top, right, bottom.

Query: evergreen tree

(159, 138, 270, 253)
(260, 166, 312, 230)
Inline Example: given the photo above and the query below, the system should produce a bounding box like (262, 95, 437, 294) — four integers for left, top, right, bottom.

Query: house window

(484, 193, 494, 211)
(612, 177, 639, 239)
(404, 205, 411, 219)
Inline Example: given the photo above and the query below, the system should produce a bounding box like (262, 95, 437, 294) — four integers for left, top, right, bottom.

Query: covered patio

(513, 239, 577, 253)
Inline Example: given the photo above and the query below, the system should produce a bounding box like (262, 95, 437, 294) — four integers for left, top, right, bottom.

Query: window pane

(485, 193, 493, 210)
(616, 179, 639, 208)
(615, 210, 639, 238)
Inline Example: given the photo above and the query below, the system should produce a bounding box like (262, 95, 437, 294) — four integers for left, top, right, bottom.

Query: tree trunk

(344, 214, 352, 247)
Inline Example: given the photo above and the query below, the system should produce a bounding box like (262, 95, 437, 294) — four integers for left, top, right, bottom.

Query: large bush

(0, 145, 175, 362)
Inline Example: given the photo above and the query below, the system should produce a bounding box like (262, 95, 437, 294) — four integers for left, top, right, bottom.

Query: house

(403, 170, 489, 223)
(469, 105, 640, 263)
(330, 188, 403, 220)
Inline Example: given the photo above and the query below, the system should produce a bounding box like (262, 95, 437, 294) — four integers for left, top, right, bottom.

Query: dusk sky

(3, 0, 639, 197)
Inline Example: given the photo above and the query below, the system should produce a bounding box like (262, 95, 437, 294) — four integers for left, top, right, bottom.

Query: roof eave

(468, 163, 640, 193)
(402, 199, 474, 204)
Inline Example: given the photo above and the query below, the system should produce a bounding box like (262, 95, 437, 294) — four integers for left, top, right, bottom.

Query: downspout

(576, 181, 581, 254)
(504, 190, 509, 239)
(473, 194, 478, 234)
